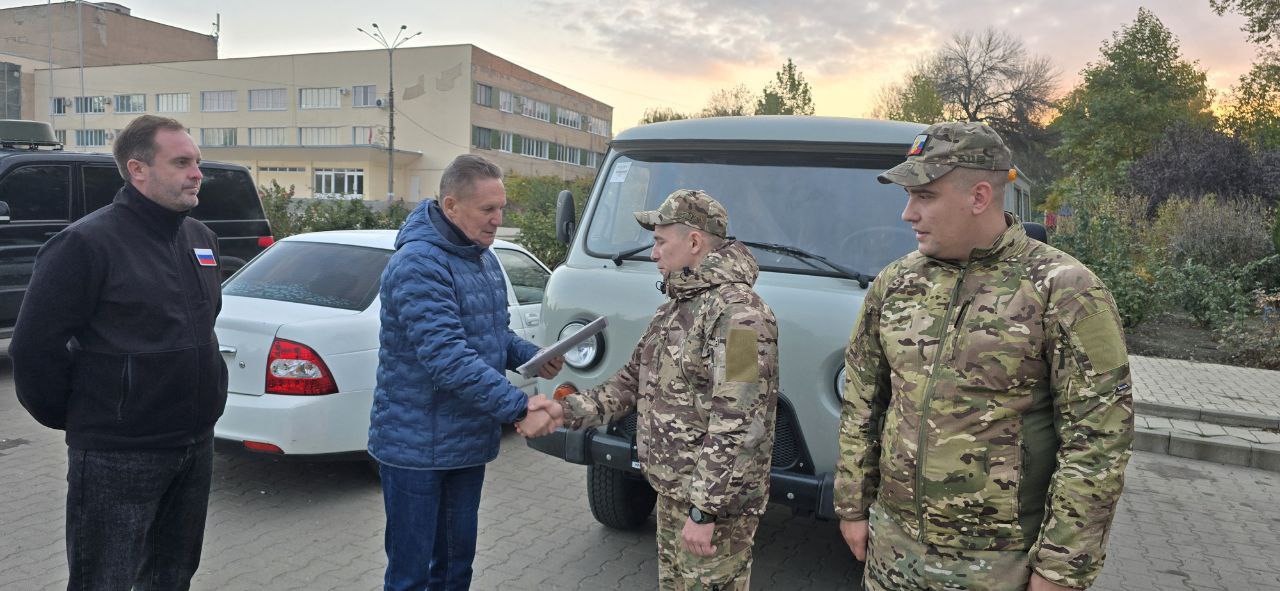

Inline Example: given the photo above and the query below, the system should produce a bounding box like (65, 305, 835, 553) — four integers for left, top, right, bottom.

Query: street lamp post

(357, 24, 420, 201)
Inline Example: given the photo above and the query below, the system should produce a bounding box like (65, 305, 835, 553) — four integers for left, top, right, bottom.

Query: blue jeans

(380, 463, 487, 591)
(65, 439, 213, 591)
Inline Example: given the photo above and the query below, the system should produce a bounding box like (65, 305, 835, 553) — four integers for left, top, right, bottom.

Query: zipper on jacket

(914, 265, 968, 542)
(116, 355, 132, 421)
(171, 238, 202, 426)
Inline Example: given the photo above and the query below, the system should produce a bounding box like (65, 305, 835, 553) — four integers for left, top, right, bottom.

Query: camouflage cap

(877, 121, 1013, 187)
(634, 189, 729, 238)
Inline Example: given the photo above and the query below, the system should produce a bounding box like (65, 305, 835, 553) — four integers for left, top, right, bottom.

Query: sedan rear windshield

(223, 241, 391, 310)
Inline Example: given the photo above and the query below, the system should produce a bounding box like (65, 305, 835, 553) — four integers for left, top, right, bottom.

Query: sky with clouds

(11, 0, 1262, 131)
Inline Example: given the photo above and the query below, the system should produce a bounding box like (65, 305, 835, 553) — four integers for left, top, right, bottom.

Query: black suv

(0, 120, 273, 341)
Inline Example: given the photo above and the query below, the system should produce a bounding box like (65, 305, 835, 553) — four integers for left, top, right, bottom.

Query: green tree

(1211, 0, 1280, 47)
(258, 180, 408, 239)
(1052, 8, 1215, 193)
(504, 174, 593, 267)
(638, 107, 691, 125)
(755, 58, 815, 115)
(1222, 50, 1280, 149)
(870, 71, 945, 123)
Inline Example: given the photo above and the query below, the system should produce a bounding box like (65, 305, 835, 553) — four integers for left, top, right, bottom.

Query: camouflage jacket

(834, 218, 1134, 589)
(560, 240, 780, 516)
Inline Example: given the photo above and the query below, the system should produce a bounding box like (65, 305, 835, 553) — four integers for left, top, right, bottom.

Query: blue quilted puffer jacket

(368, 199, 540, 469)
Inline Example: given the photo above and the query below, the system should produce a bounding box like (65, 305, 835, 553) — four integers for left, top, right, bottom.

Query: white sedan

(213, 230, 551, 459)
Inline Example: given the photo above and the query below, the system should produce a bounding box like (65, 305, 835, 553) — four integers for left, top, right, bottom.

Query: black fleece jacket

(9, 183, 228, 449)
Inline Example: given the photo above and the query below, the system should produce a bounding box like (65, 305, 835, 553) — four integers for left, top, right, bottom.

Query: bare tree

(926, 28, 1061, 186)
(701, 84, 757, 117)
(638, 107, 691, 125)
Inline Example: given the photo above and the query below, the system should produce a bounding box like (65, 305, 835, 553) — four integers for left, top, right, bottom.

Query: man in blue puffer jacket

(369, 154, 563, 591)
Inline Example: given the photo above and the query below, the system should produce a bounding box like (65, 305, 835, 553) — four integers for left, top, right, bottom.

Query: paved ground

(1130, 355, 1280, 419)
(4, 357, 1280, 590)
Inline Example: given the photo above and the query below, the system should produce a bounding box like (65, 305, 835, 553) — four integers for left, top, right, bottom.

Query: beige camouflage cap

(877, 121, 1013, 187)
(634, 189, 729, 238)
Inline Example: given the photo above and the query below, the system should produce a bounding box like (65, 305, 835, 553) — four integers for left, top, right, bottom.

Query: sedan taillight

(265, 338, 338, 395)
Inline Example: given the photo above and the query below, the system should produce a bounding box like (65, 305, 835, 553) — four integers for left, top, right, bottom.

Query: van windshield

(584, 150, 918, 278)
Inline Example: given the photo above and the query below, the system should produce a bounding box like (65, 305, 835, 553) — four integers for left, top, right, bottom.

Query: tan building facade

(34, 44, 612, 202)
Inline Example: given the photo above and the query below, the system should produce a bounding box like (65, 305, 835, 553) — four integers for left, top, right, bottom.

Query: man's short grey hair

(440, 154, 503, 199)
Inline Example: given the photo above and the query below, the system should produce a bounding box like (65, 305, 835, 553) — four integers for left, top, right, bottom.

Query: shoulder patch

(1073, 309, 1127, 374)
(726, 328, 760, 383)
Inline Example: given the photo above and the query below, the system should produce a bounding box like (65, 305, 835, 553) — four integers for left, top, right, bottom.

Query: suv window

(0, 165, 71, 221)
(190, 167, 265, 221)
(495, 248, 550, 305)
(223, 241, 390, 311)
(83, 164, 123, 213)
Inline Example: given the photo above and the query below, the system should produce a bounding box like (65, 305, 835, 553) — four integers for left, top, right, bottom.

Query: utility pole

(357, 24, 420, 201)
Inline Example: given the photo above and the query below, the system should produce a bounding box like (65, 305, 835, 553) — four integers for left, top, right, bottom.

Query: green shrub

(504, 174, 593, 267)
(258, 180, 409, 239)
(1053, 194, 1165, 327)
(1217, 290, 1280, 370)
(1152, 196, 1276, 267)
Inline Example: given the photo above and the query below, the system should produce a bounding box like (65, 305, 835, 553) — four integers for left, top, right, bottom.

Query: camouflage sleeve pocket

(725, 328, 760, 383)
(1071, 309, 1127, 374)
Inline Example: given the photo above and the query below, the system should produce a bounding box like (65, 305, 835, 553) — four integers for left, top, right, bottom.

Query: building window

(520, 137, 549, 159)
(588, 116, 609, 136)
(352, 85, 377, 108)
(555, 145, 581, 165)
(200, 90, 236, 112)
(75, 96, 106, 114)
(314, 168, 364, 198)
(299, 87, 340, 109)
(250, 127, 289, 146)
(472, 126, 497, 149)
(521, 97, 550, 122)
(474, 83, 493, 108)
(259, 166, 306, 173)
(499, 131, 513, 152)
(54, 129, 66, 144)
(249, 88, 287, 111)
(557, 108, 582, 129)
(157, 93, 190, 113)
(200, 128, 237, 147)
(300, 127, 342, 146)
(354, 126, 380, 145)
(76, 129, 108, 146)
(50, 97, 69, 116)
(114, 94, 145, 114)
(498, 90, 514, 113)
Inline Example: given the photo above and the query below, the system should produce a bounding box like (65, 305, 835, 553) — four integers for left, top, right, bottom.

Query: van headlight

(560, 321, 603, 369)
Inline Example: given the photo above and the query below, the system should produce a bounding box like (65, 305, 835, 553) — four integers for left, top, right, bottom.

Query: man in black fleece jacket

(10, 115, 227, 590)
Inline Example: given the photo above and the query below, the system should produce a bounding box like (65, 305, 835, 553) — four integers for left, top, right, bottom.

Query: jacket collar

(394, 199, 487, 260)
(925, 212, 1027, 269)
(663, 239, 760, 300)
(114, 183, 188, 238)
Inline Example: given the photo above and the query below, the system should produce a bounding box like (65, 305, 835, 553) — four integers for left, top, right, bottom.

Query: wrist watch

(688, 506, 717, 524)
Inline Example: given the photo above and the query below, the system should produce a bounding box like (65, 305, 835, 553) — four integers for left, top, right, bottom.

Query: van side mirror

(555, 190, 576, 245)
(0, 201, 10, 224)
(1023, 221, 1048, 243)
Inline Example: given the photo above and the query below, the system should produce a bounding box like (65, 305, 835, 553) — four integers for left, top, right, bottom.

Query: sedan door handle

(219, 345, 237, 357)
(524, 312, 540, 327)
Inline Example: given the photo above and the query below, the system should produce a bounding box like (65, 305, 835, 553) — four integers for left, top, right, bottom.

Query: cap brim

(876, 161, 958, 187)
(633, 210, 661, 230)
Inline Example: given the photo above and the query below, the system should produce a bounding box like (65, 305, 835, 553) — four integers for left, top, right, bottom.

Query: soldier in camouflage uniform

(523, 189, 780, 591)
(834, 122, 1134, 591)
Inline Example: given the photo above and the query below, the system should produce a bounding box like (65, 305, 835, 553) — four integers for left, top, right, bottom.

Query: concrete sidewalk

(1130, 355, 1280, 472)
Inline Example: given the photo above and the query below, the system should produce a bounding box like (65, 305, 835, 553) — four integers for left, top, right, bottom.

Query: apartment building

(35, 44, 612, 201)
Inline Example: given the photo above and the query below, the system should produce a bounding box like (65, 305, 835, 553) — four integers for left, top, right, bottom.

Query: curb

(1134, 426, 1280, 473)
(1135, 401, 1280, 430)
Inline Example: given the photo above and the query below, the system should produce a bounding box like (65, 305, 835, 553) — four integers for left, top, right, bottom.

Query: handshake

(517, 394, 566, 438)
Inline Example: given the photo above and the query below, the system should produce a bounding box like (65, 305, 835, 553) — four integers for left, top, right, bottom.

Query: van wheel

(587, 464, 656, 530)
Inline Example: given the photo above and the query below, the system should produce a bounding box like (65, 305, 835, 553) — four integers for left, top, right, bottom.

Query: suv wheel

(587, 464, 656, 530)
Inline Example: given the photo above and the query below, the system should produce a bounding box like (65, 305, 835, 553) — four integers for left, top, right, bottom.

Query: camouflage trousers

(863, 505, 1032, 591)
(655, 495, 760, 591)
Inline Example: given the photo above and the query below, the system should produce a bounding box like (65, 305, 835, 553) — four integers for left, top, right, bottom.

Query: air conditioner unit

(375, 98, 386, 108)
(338, 88, 350, 95)
(103, 97, 113, 106)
